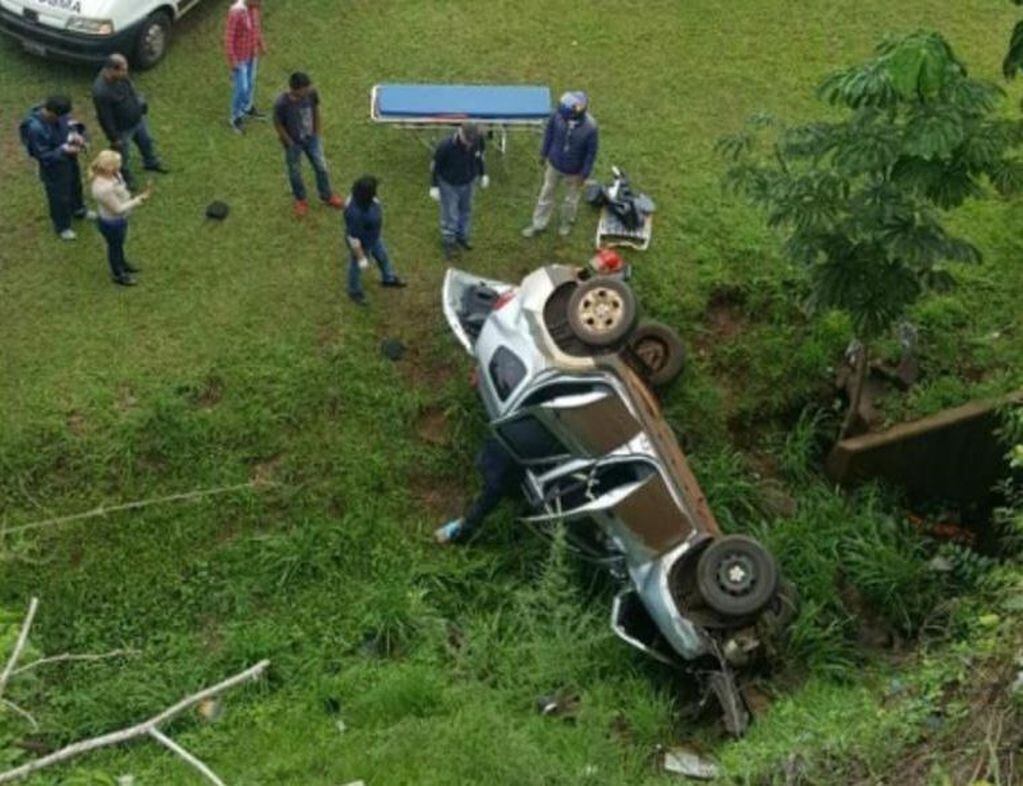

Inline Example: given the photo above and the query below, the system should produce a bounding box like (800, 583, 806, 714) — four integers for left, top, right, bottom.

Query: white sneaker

(557, 223, 573, 237)
(59, 229, 77, 241)
(521, 225, 543, 238)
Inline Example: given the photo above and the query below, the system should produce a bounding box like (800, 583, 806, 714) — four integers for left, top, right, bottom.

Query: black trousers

(40, 158, 84, 233)
(97, 218, 129, 279)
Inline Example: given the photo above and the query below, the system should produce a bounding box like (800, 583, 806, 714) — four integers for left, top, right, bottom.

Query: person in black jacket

(434, 436, 523, 545)
(20, 95, 93, 241)
(92, 54, 168, 188)
(429, 122, 488, 260)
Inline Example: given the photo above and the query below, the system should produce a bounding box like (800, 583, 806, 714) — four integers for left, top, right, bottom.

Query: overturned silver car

(442, 262, 791, 734)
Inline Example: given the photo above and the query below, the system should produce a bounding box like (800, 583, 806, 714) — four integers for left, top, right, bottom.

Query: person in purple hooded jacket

(521, 90, 599, 238)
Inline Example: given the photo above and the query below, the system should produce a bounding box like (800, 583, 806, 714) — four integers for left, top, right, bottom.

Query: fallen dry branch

(0, 659, 270, 784)
(0, 699, 37, 731)
(1, 481, 276, 537)
(0, 598, 38, 698)
(149, 727, 226, 786)
(11, 648, 138, 677)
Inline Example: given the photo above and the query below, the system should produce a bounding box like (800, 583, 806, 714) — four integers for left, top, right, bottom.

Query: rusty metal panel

(826, 391, 1022, 507)
(611, 474, 694, 555)
(547, 393, 641, 456)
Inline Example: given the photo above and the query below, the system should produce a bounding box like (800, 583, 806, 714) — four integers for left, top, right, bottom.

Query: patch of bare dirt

(192, 374, 224, 410)
(416, 406, 451, 447)
(703, 285, 749, 343)
(115, 384, 138, 413)
(66, 410, 86, 437)
(408, 471, 465, 520)
(250, 454, 284, 488)
(856, 659, 1022, 785)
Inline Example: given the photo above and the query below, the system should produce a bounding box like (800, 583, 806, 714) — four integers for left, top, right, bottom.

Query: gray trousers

(530, 163, 583, 230)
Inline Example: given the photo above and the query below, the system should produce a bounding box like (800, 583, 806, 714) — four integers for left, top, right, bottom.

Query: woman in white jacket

(89, 149, 152, 286)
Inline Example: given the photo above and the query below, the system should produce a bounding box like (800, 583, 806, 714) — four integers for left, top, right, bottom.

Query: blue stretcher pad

(372, 84, 551, 123)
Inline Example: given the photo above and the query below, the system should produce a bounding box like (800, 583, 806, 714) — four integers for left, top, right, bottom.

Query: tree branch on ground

(0, 660, 270, 784)
(0, 598, 270, 783)
(11, 648, 138, 678)
(1, 481, 277, 538)
(0, 598, 38, 699)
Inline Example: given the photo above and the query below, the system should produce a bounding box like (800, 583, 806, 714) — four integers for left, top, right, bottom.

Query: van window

(497, 415, 566, 461)
(488, 346, 526, 401)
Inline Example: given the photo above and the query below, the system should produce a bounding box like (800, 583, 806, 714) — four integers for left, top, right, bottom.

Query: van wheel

(697, 536, 778, 618)
(627, 321, 686, 386)
(567, 277, 637, 348)
(133, 11, 172, 70)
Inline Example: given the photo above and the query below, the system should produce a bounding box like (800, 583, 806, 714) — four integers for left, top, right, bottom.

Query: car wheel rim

(716, 553, 756, 596)
(577, 288, 624, 335)
(143, 24, 166, 61)
(635, 337, 667, 370)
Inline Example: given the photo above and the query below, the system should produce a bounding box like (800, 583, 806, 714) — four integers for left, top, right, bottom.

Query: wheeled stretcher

(370, 83, 551, 153)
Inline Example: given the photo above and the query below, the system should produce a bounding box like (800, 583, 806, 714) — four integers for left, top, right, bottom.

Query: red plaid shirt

(224, 3, 265, 67)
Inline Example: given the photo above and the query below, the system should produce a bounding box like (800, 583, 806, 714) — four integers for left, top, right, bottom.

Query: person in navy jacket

(522, 91, 599, 239)
(21, 96, 93, 241)
(343, 175, 407, 305)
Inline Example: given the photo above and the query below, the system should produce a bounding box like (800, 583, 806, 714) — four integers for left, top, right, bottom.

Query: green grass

(1, 1, 1022, 783)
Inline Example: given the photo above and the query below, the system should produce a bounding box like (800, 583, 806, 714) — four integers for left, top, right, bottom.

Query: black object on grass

(205, 201, 230, 221)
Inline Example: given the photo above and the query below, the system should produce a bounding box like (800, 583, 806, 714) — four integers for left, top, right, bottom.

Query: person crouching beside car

(20, 95, 94, 241)
(89, 150, 153, 287)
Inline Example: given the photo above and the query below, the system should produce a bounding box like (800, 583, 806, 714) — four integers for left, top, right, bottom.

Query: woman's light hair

(89, 149, 123, 179)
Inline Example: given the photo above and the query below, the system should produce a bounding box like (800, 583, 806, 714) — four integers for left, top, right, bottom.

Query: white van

(0, 0, 205, 70)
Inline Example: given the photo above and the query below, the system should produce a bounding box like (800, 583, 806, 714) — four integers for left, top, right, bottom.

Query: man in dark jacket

(434, 436, 524, 545)
(21, 96, 93, 241)
(522, 91, 599, 238)
(92, 54, 168, 188)
(429, 122, 489, 259)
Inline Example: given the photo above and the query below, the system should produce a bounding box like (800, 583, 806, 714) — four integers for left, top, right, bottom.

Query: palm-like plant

(720, 31, 1023, 438)
(1004, 0, 1023, 79)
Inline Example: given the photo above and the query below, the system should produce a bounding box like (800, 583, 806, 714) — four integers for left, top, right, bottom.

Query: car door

(525, 457, 695, 560)
(441, 268, 515, 355)
(491, 382, 642, 465)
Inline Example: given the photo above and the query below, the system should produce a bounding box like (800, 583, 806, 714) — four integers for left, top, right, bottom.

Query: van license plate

(22, 40, 46, 56)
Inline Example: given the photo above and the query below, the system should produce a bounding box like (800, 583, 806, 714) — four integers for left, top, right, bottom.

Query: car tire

(697, 536, 778, 618)
(566, 277, 638, 348)
(627, 320, 686, 386)
(133, 11, 172, 70)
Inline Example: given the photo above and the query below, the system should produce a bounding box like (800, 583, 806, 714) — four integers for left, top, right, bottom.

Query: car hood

(13, 0, 118, 19)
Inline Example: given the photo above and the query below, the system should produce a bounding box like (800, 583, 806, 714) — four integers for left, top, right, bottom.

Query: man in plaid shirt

(225, 0, 267, 134)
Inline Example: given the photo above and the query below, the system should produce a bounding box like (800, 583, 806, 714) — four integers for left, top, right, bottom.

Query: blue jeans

(39, 157, 85, 233)
(98, 217, 129, 279)
(438, 179, 475, 244)
(231, 58, 257, 121)
(348, 238, 398, 297)
(117, 119, 160, 188)
(285, 136, 332, 201)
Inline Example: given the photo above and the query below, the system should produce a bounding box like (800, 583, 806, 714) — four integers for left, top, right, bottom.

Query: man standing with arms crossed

(92, 54, 169, 190)
(225, 0, 267, 134)
(521, 91, 598, 239)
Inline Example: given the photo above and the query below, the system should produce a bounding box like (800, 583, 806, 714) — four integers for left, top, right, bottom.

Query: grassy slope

(0, 1, 1020, 784)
